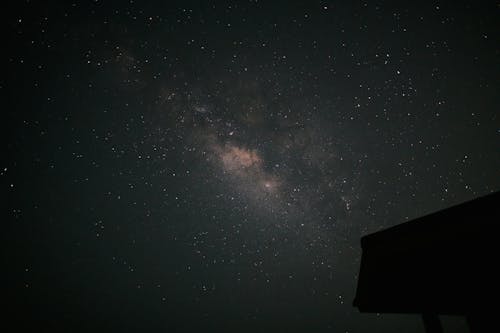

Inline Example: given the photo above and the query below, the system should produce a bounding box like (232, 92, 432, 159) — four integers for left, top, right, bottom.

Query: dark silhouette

(353, 192, 498, 333)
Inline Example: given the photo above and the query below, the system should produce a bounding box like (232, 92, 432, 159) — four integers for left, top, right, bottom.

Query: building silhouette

(354, 192, 498, 333)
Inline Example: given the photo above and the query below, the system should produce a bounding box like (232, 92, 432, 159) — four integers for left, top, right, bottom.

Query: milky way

(168, 71, 368, 232)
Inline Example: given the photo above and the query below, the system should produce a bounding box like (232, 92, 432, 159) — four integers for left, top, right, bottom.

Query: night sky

(4, 1, 499, 332)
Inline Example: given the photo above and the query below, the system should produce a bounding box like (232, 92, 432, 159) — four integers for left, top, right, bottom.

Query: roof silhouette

(353, 191, 498, 332)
